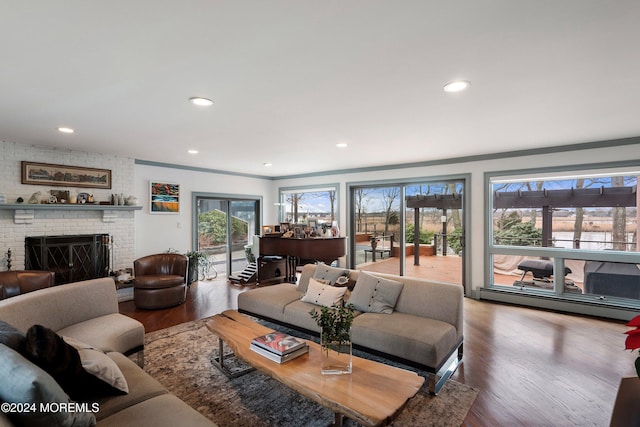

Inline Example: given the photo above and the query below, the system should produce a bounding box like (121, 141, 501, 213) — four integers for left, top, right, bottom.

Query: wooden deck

(357, 254, 463, 284)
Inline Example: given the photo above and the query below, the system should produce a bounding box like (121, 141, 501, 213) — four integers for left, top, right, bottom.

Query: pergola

(493, 185, 638, 249)
(406, 194, 462, 265)
(406, 185, 639, 266)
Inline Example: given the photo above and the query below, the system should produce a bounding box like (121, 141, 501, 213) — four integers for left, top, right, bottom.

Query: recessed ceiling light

(336, 143, 348, 148)
(57, 127, 74, 134)
(443, 81, 470, 93)
(187, 149, 199, 154)
(263, 162, 273, 167)
(189, 97, 214, 106)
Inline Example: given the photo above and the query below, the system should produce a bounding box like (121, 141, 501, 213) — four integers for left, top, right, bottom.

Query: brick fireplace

(0, 141, 137, 273)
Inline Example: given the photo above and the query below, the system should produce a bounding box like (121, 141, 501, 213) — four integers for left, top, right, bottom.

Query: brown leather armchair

(0, 270, 56, 300)
(133, 253, 188, 309)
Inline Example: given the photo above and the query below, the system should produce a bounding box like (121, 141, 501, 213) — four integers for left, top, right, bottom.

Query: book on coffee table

(250, 342, 308, 364)
(251, 331, 306, 355)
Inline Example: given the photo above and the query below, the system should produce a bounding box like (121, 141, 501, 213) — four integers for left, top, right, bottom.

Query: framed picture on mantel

(150, 181, 180, 214)
(21, 161, 112, 189)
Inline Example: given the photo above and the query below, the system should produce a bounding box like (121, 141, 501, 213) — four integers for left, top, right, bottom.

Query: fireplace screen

(25, 234, 110, 285)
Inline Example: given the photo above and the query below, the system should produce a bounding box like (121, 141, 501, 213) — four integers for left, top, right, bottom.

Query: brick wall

(0, 141, 136, 273)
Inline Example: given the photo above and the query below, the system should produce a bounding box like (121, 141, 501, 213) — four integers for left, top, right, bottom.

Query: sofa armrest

(0, 278, 119, 333)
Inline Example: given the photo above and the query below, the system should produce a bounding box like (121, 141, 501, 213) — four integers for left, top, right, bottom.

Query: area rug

(143, 318, 478, 427)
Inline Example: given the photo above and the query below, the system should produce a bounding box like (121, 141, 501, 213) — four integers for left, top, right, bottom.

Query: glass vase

(320, 331, 352, 375)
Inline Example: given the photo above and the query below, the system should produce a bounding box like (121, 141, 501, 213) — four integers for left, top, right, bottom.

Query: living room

(1, 2, 640, 426)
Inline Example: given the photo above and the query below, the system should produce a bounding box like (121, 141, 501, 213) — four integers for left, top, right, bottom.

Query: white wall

(0, 141, 136, 271)
(134, 163, 275, 258)
(272, 142, 640, 293)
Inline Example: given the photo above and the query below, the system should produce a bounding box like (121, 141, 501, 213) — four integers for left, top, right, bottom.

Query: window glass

(279, 187, 338, 230)
(492, 173, 638, 252)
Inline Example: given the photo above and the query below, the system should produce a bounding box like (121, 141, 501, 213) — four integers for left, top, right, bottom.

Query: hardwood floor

(119, 278, 634, 426)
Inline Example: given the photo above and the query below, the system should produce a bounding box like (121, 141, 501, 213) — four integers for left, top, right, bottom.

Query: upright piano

(259, 236, 347, 282)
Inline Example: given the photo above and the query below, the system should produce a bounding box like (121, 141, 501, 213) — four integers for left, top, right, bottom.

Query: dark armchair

(0, 270, 55, 300)
(133, 253, 188, 309)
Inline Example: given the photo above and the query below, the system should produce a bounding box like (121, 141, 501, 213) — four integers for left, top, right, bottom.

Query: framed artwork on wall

(150, 181, 180, 214)
(21, 161, 112, 189)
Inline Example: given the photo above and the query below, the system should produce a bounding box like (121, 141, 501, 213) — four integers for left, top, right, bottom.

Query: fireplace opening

(25, 234, 110, 285)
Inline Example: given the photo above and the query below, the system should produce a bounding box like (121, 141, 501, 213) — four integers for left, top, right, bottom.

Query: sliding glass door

(351, 185, 402, 274)
(194, 193, 260, 279)
(348, 178, 466, 287)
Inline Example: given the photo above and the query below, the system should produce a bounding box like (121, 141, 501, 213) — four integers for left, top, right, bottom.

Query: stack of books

(250, 331, 308, 363)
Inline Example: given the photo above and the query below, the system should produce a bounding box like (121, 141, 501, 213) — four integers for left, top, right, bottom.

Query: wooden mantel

(0, 203, 142, 224)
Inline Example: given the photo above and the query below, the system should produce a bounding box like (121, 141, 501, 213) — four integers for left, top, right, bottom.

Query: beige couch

(0, 278, 215, 427)
(238, 263, 464, 394)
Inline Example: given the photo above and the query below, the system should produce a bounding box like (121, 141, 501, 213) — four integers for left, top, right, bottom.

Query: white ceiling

(1, 1, 639, 178)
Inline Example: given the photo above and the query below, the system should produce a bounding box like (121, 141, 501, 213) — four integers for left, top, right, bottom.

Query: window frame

(483, 160, 640, 318)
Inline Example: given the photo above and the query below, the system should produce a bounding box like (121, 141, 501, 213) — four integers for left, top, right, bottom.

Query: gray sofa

(238, 263, 464, 394)
(0, 277, 215, 427)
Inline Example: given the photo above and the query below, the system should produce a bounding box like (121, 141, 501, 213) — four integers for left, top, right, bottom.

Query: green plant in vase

(185, 250, 212, 284)
(310, 303, 355, 374)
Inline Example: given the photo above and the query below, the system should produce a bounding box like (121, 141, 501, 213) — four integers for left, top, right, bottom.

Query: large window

(279, 185, 339, 228)
(487, 166, 639, 308)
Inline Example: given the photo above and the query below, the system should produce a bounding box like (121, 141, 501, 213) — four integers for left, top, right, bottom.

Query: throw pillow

(347, 271, 404, 314)
(301, 277, 348, 307)
(24, 325, 128, 401)
(0, 320, 26, 353)
(24, 324, 86, 398)
(312, 263, 349, 285)
(63, 336, 129, 395)
(0, 344, 97, 427)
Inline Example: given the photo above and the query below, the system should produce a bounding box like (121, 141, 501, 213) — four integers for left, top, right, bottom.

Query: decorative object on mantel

(28, 191, 41, 204)
(50, 190, 70, 204)
(6, 248, 12, 271)
(111, 193, 125, 206)
(610, 314, 640, 426)
(0, 194, 5, 204)
(310, 303, 355, 375)
(21, 161, 112, 189)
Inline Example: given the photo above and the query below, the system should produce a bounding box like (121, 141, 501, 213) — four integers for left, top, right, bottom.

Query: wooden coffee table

(205, 310, 425, 427)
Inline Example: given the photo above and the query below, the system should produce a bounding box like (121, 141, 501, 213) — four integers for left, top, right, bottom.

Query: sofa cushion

(300, 278, 348, 307)
(282, 300, 324, 333)
(237, 283, 301, 323)
(347, 271, 404, 314)
(0, 319, 26, 353)
(93, 352, 168, 421)
(0, 343, 97, 427)
(351, 312, 459, 368)
(56, 313, 145, 355)
(96, 393, 216, 427)
(63, 337, 129, 394)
